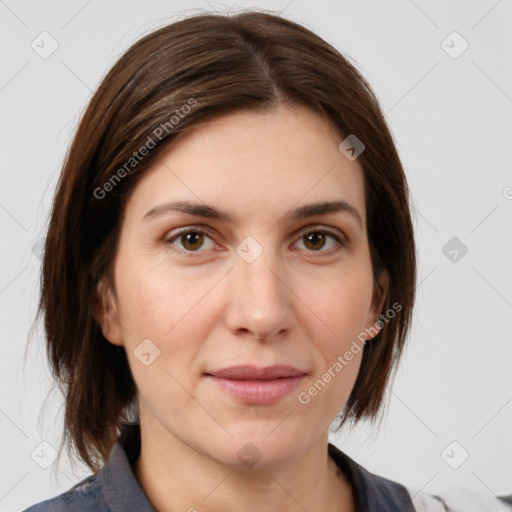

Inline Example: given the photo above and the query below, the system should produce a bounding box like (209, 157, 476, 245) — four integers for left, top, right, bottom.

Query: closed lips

(206, 365, 307, 380)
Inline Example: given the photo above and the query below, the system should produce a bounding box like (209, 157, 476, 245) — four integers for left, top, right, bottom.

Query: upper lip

(206, 365, 307, 380)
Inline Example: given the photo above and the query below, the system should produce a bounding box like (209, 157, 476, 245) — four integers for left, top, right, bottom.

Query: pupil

(305, 232, 325, 250)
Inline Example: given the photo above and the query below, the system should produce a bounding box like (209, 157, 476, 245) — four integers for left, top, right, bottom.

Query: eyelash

(164, 225, 345, 257)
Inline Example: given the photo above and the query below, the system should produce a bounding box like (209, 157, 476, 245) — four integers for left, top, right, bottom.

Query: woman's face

(98, 104, 387, 469)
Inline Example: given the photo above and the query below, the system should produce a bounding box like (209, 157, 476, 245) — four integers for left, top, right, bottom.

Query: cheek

(113, 255, 225, 398)
(296, 264, 374, 345)
(114, 251, 219, 341)
(292, 262, 373, 413)
(117, 264, 218, 421)
(296, 346, 362, 434)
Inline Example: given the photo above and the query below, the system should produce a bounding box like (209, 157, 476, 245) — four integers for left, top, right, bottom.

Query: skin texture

(96, 104, 388, 512)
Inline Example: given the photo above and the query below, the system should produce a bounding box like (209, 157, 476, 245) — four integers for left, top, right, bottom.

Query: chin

(204, 428, 308, 471)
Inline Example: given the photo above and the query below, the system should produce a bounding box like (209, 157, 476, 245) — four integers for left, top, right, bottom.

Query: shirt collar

(99, 422, 156, 511)
(328, 442, 415, 511)
(98, 422, 414, 512)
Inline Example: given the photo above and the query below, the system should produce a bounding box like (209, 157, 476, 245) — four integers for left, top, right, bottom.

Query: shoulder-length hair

(36, 10, 416, 472)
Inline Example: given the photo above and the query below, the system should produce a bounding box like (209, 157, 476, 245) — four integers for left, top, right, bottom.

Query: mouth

(204, 365, 307, 405)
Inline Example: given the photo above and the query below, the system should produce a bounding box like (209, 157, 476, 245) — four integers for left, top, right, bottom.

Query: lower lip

(206, 375, 306, 405)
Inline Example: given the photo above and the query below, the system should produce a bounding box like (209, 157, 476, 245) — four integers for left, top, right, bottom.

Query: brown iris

(181, 232, 204, 250)
(303, 232, 326, 250)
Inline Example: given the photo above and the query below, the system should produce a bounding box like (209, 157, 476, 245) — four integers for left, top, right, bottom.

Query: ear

(93, 278, 124, 346)
(364, 270, 390, 341)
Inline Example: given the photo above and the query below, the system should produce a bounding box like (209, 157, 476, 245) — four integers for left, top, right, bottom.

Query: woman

(25, 10, 511, 512)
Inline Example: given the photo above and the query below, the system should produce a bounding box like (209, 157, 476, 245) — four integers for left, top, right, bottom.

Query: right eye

(165, 229, 217, 253)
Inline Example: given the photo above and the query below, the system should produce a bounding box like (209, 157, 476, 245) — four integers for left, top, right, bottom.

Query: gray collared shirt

(23, 423, 511, 512)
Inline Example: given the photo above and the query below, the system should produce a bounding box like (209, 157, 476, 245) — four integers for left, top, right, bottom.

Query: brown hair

(34, 9, 416, 472)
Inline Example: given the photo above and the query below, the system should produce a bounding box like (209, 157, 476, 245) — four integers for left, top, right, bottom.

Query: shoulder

(22, 473, 105, 512)
(328, 443, 512, 512)
(23, 424, 155, 512)
(328, 442, 416, 511)
(353, 460, 417, 511)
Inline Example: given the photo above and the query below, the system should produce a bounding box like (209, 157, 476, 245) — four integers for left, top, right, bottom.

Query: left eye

(293, 230, 342, 252)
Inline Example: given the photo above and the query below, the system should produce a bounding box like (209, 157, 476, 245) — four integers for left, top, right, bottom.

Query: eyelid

(165, 224, 216, 240)
(294, 224, 345, 241)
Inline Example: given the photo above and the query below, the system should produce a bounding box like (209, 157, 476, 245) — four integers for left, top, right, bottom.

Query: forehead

(125, 105, 366, 225)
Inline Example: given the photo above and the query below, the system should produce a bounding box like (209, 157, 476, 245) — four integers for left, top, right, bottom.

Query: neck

(134, 417, 355, 512)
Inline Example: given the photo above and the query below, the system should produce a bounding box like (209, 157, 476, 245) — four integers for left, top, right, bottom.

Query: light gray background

(1, 0, 511, 510)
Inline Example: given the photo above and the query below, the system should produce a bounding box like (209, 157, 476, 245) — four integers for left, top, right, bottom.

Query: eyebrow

(143, 199, 363, 229)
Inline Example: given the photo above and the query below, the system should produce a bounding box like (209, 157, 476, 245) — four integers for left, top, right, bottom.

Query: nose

(223, 247, 293, 341)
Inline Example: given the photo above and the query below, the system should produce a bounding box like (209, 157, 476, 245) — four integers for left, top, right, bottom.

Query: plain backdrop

(1, 0, 511, 510)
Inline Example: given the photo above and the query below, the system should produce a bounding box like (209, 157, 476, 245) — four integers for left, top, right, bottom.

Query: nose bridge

(240, 249, 282, 298)
(226, 240, 292, 338)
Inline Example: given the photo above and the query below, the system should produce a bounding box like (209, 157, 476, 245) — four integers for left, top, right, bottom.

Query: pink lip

(205, 365, 307, 405)
(208, 364, 306, 380)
